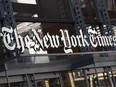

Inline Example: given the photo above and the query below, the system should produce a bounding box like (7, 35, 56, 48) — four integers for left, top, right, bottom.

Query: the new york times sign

(1, 26, 116, 53)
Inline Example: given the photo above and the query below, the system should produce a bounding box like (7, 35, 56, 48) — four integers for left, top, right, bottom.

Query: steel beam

(2, 0, 20, 58)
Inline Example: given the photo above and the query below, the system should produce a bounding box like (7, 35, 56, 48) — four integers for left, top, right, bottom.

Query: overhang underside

(0, 52, 116, 76)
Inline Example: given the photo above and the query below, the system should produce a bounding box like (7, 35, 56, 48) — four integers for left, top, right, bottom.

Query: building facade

(0, 0, 116, 87)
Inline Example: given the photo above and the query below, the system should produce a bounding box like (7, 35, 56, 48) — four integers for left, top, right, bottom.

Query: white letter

(89, 35, 98, 47)
(2, 27, 16, 50)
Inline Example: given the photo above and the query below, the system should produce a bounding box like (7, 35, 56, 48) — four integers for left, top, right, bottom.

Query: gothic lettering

(2, 26, 116, 54)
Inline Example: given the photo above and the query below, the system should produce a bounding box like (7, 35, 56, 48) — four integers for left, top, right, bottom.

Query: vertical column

(104, 67, 114, 87)
(90, 75, 93, 87)
(93, 0, 113, 35)
(5, 63, 11, 87)
(93, 59, 101, 87)
(25, 74, 33, 87)
(72, 0, 90, 51)
(57, 0, 66, 19)
(99, 0, 113, 35)
(103, 72, 108, 87)
(73, 0, 87, 33)
(59, 73, 64, 87)
(68, 72, 75, 87)
(2, 0, 20, 58)
(83, 69, 90, 87)
(45, 80, 49, 87)
(2, 0, 16, 28)
(109, 67, 116, 87)
(32, 74, 38, 87)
